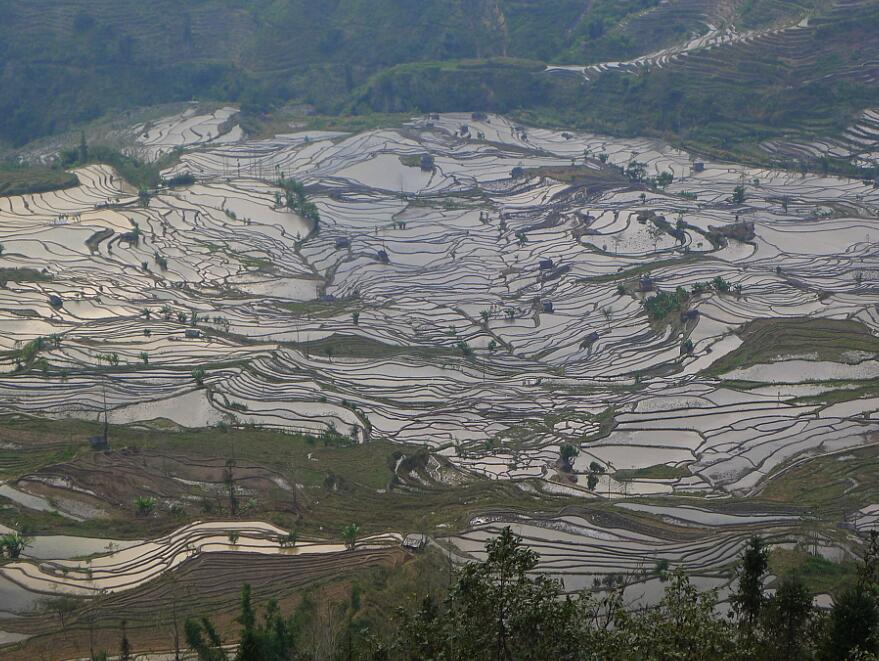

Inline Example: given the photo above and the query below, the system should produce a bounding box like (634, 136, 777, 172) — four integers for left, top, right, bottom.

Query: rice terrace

(0, 0, 879, 658)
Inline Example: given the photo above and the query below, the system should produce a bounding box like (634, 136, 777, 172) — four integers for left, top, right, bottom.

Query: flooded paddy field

(1, 106, 879, 647)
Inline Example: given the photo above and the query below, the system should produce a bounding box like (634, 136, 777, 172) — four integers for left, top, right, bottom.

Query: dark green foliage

(280, 178, 320, 231)
(0, 0, 636, 144)
(155, 529, 879, 660)
(186, 615, 228, 661)
(61, 143, 175, 189)
(731, 536, 769, 629)
(822, 585, 878, 660)
(620, 570, 737, 660)
(559, 443, 579, 468)
(187, 585, 298, 661)
(762, 573, 815, 660)
(0, 0, 874, 177)
(342, 523, 360, 549)
(78, 131, 88, 163)
(10, 336, 46, 372)
(0, 165, 79, 197)
(166, 173, 196, 187)
(0, 530, 30, 558)
(120, 620, 132, 661)
(712, 276, 731, 293)
(644, 286, 690, 320)
(655, 171, 674, 188)
(134, 496, 156, 517)
(821, 531, 879, 660)
(625, 160, 648, 183)
(388, 527, 590, 660)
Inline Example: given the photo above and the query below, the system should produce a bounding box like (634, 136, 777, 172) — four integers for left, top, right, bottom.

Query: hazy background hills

(0, 0, 877, 166)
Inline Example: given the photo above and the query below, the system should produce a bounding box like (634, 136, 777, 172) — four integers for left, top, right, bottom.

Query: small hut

(402, 534, 428, 552)
(377, 250, 390, 264)
(542, 301, 554, 313)
(539, 258, 555, 271)
(334, 237, 350, 250)
(638, 275, 655, 292)
(693, 162, 705, 173)
(48, 294, 63, 309)
(185, 329, 202, 339)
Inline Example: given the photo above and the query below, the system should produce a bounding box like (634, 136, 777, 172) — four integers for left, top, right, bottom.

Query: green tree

(442, 526, 585, 660)
(342, 523, 360, 550)
(625, 161, 647, 182)
(185, 616, 228, 661)
(731, 536, 769, 631)
(224, 458, 238, 515)
(822, 531, 879, 659)
(186, 585, 297, 661)
(732, 185, 746, 205)
(559, 443, 579, 469)
(762, 573, 814, 660)
(622, 569, 736, 659)
(120, 620, 132, 661)
(78, 131, 89, 164)
(278, 530, 297, 549)
(134, 496, 156, 517)
(656, 171, 674, 188)
(0, 530, 31, 558)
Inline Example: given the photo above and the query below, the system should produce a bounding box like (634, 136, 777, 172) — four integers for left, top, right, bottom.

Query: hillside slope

(0, 0, 871, 170)
(352, 0, 879, 169)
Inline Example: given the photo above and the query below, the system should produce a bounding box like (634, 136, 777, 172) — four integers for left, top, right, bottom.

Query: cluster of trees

(11, 336, 47, 371)
(623, 161, 674, 189)
(56, 133, 195, 197)
(280, 178, 321, 233)
(643, 286, 691, 320)
(90, 529, 871, 660)
(644, 277, 735, 320)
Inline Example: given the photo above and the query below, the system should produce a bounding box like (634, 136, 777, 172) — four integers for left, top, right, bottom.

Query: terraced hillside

(354, 0, 879, 168)
(1, 105, 879, 655)
(0, 0, 852, 161)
